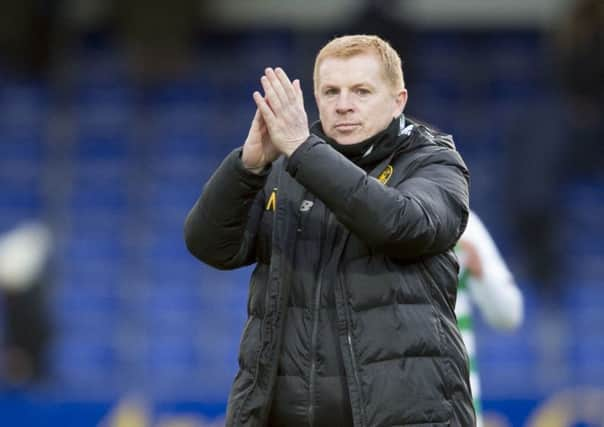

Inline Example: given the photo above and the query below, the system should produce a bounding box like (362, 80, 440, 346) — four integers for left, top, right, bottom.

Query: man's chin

(332, 132, 364, 146)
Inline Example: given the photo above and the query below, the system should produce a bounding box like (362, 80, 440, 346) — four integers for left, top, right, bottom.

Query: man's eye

(324, 88, 338, 96)
(356, 88, 370, 95)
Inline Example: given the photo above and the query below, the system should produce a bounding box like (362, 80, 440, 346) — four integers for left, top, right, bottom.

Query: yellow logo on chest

(377, 165, 394, 184)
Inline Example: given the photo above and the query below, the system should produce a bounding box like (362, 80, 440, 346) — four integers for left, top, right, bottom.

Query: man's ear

(393, 89, 408, 117)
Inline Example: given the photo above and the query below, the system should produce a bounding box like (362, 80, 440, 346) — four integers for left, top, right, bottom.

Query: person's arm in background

(458, 211, 524, 331)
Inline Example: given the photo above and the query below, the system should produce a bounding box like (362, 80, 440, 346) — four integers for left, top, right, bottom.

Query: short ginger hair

(313, 34, 405, 94)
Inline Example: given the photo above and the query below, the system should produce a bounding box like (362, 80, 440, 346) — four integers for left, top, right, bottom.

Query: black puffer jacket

(185, 117, 475, 427)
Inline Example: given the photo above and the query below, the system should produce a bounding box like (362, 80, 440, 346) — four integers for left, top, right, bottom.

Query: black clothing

(185, 116, 475, 426)
(311, 117, 401, 168)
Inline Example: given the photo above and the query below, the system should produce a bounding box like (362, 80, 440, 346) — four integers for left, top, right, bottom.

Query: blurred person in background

(456, 210, 524, 427)
(344, 0, 415, 87)
(554, 0, 604, 177)
(506, 0, 604, 299)
(0, 0, 56, 78)
(185, 35, 475, 426)
(113, 0, 199, 82)
(0, 221, 53, 386)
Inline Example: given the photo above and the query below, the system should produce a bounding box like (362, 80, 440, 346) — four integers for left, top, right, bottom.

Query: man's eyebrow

(320, 82, 374, 89)
(319, 83, 339, 90)
(351, 82, 375, 88)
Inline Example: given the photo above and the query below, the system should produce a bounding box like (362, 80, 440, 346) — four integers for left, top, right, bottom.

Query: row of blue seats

(0, 34, 542, 106)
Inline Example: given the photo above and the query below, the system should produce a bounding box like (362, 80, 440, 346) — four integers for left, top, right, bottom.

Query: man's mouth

(334, 123, 360, 131)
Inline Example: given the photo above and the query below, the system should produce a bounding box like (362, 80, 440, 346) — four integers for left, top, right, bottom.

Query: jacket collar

(310, 115, 412, 168)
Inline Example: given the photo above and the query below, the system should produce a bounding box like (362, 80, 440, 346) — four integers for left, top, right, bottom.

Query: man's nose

(335, 92, 354, 113)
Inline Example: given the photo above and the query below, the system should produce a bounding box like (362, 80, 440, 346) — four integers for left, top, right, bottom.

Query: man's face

(315, 53, 407, 145)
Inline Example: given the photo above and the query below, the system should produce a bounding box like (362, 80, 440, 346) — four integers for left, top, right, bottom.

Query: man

(456, 211, 524, 427)
(0, 221, 53, 385)
(185, 35, 475, 426)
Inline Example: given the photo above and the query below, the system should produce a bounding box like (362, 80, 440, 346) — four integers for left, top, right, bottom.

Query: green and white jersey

(455, 211, 523, 427)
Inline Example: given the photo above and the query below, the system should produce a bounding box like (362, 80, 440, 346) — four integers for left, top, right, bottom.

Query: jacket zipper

(347, 332, 363, 422)
(339, 273, 366, 426)
(308, 209, 333, 426)
(307, 267, 323, 427)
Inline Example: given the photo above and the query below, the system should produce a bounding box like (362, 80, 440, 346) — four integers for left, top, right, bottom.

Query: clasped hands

(242, 67, 310, 174)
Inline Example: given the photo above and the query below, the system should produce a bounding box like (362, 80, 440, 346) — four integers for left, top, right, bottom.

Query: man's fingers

(251, 108, 268, 133)
(251, 108, 261, 127)
(274, 68, 297, 102)
(253, 91, 276, 126)
(260, 76, 281, 111)
(257, 111, 267, 132)
(293, 79, 304, 103)
(265, 68, 291, 107)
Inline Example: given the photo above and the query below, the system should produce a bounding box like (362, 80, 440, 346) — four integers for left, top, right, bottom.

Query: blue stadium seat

(145, 337, 201, 389)
(74, 133, 133, 162)
(0, 131, 46, 163)
(69, 187, 129, 215)
(0, 82, 48, 128)
(51, 337, 119, 387)
(151, 88, 211, 111)
(0, 182, 43, 214)
(61, 232, 126, 266)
